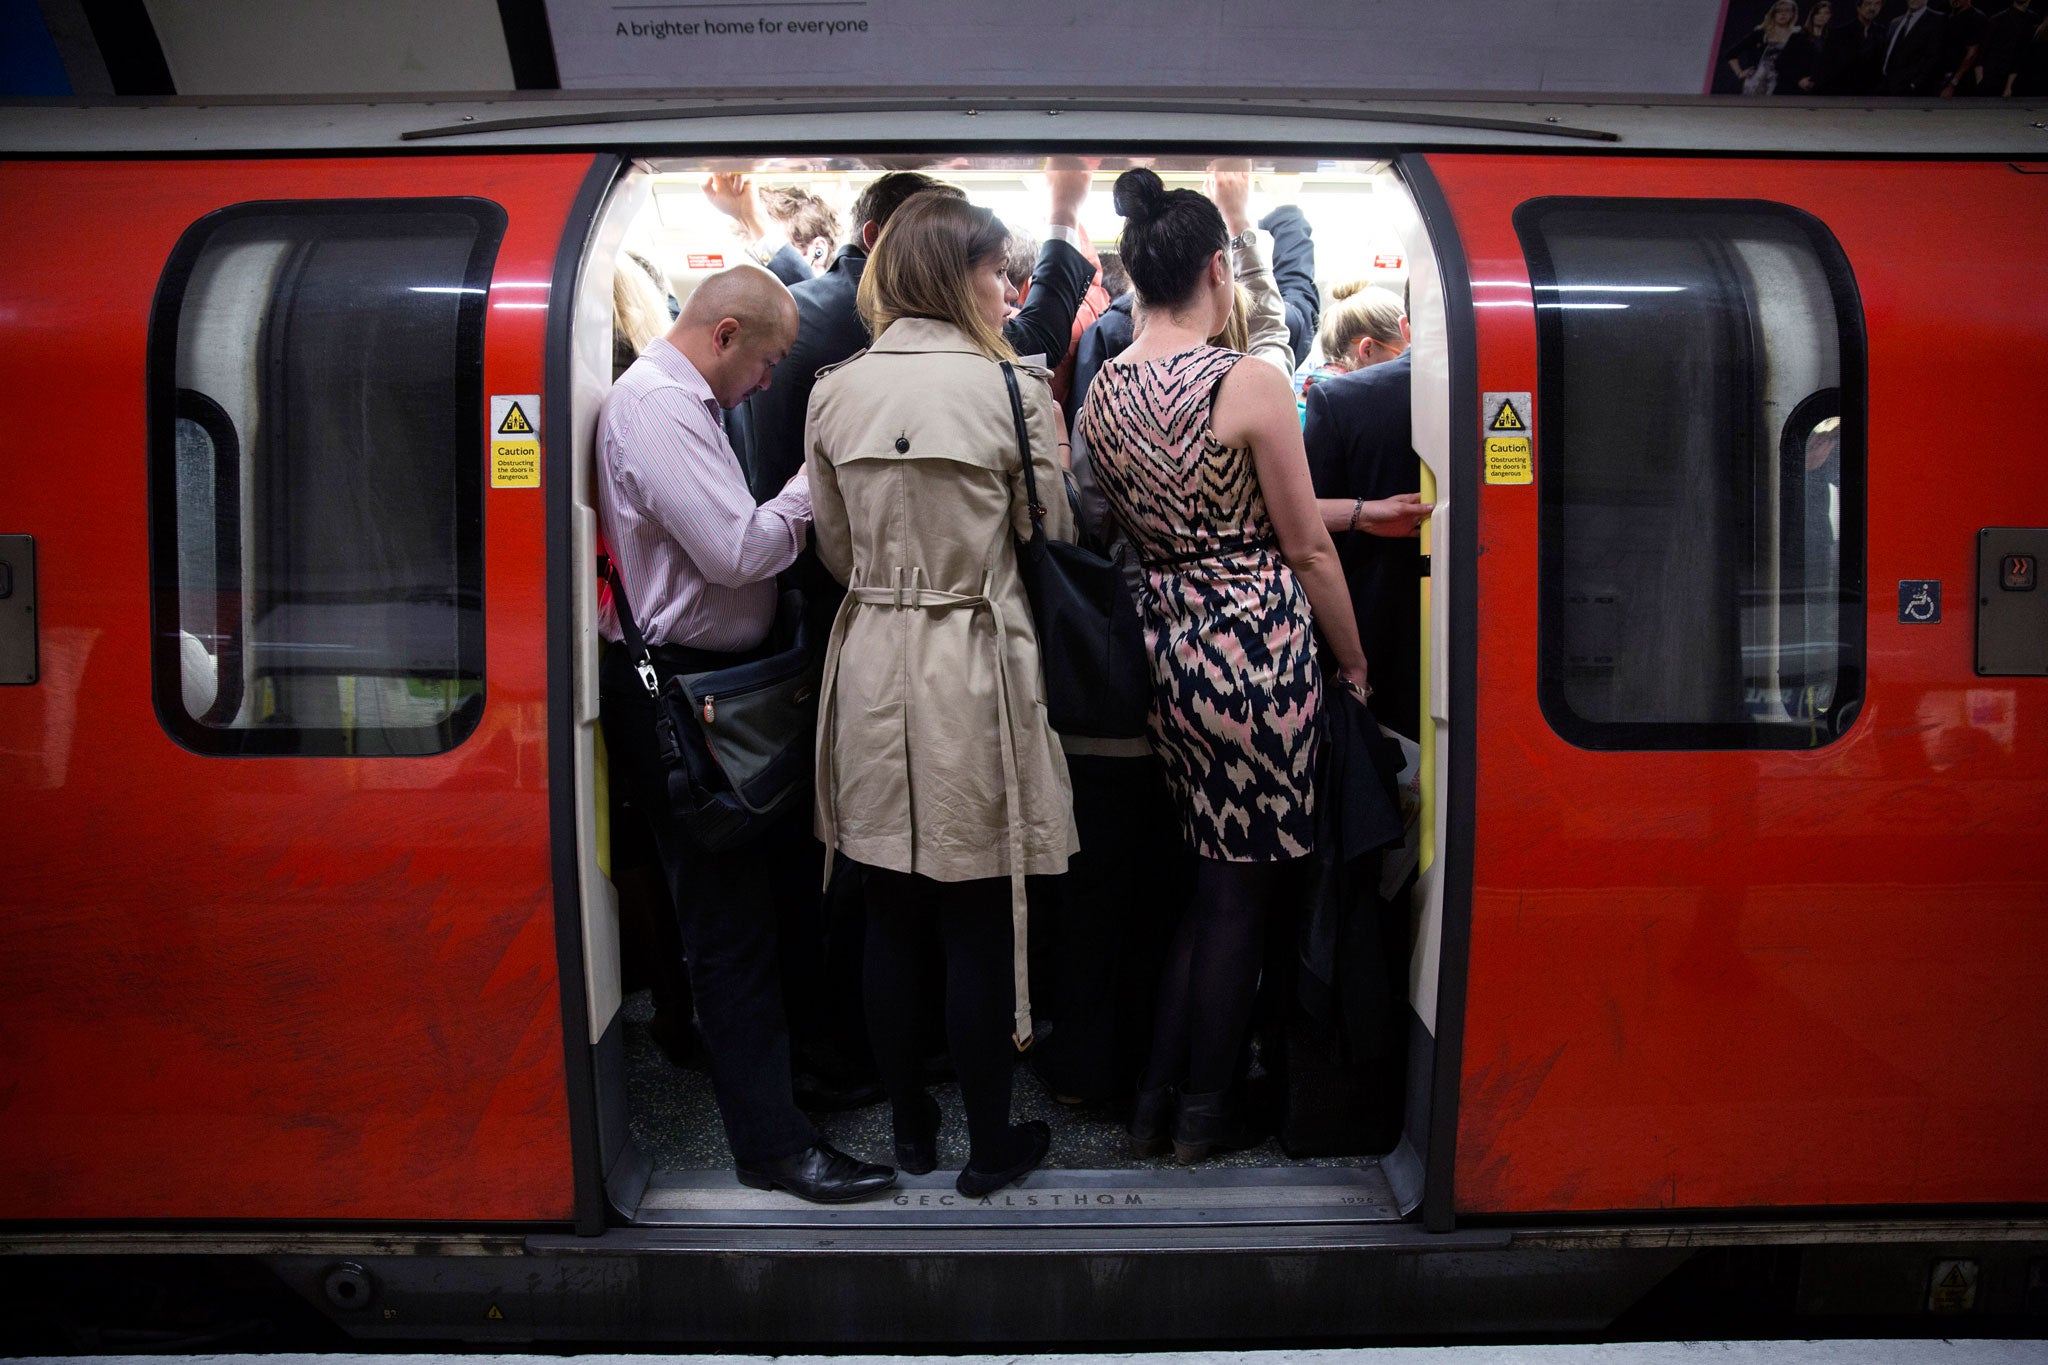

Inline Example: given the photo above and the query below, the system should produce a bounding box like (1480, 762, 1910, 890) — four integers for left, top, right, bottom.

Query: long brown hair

(856, 191, 1015, 362)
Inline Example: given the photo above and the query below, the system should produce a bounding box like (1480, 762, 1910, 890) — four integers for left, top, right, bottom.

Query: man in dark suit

(1066, 201, 1320, 436)
(1822, 0, 1890, 96)
(741, 166, 1095, 499)
(1303, 346, 1429, 741)
(1881, 0, 1948, 95)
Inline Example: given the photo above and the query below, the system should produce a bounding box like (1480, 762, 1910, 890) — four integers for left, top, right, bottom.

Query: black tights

(863, 866, 1026, 1172)
(1140, 856, 1289, 1097)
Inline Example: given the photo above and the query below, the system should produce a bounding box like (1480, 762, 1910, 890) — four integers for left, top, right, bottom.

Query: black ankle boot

(892, 1092, 942, 1176)
(1172, 1088, 1257, 1164)
(1128, 1084, 1177, 1158)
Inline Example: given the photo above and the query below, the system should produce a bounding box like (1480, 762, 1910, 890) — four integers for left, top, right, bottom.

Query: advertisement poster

(1709, 0, 2042, 97)
(544, 0, 1732, 93)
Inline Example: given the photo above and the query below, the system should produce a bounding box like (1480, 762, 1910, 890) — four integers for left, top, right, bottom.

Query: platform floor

(47, 1346, 2048, 1365)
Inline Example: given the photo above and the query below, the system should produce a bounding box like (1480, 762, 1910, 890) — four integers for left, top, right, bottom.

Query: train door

(0, 152, 609, 1223)
(567, 156, 1449, 1228)
(1412, 155, 2048, 1219)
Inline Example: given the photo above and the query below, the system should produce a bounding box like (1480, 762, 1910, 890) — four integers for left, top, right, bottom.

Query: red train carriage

(0, 94, 2044, 1343)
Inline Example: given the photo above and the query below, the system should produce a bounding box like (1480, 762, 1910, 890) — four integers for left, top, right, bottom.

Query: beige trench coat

(805, 316, 1078, 1044)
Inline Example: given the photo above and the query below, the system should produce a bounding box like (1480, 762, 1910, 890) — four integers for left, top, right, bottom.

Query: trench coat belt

(815, 565, 1036, 1049)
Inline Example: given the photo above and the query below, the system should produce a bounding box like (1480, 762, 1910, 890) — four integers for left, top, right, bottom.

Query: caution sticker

(1482, 391, 1533, 485)
(1484, 436, 1532, 485)
(1928, 1259, 1978, 1313)
(490, 394, 541, 488)
(1484, 391, 1530, 435)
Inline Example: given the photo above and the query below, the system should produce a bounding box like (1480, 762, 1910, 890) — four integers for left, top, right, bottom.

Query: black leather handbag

(605, 560, 819, 851)
(1000, 361, 1152, 740)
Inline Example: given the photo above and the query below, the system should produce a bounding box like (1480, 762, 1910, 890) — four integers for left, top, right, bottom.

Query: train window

(148, 199, 505, 756)
(1516, 199, 1866, 750)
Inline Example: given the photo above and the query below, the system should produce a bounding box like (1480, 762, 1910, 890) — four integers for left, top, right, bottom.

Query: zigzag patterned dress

(1077, 344, 1321, 862)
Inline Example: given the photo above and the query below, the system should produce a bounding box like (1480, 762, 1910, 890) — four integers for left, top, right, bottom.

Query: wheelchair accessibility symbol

(1899, 580, 1941, 624)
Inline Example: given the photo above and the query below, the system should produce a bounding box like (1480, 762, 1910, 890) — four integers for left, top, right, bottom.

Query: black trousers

(1033, 752, 1191, 1104)
(600, 640, 816, 1166)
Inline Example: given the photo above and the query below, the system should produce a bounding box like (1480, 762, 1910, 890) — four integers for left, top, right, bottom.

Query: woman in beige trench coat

(805, 192, 1077, 1198)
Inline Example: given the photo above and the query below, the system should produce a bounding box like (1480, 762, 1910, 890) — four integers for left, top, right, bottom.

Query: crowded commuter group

(597, 162, 1430, 1203)
(1715, 0, 2048, 96)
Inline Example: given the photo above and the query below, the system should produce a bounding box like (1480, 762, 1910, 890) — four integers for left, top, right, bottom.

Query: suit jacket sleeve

(1260, 206, 1321, 369)
(1003, 238, 1091, 369)
(1302, 378, 1348, 499)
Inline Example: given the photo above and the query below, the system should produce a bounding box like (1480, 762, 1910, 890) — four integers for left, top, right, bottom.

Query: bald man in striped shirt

(597, 264, 896, 1204)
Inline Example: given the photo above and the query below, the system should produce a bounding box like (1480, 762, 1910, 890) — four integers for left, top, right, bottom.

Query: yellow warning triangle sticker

(1939, 1266, 1968, 1289)
(487, 1304, 505, 1320)
(1490, 398, 1528, 432)
(497, 402, 535, 435)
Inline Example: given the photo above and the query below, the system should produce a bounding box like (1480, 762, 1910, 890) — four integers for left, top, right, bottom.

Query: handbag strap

(600, 554, 661, 699)
(999, 361, 1047, 547)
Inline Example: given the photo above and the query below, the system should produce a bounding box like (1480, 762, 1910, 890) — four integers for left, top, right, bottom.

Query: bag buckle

(635, 657, 659, 697)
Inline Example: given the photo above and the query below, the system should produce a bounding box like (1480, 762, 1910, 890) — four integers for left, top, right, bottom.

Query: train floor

(620, 989, 1400, 1226)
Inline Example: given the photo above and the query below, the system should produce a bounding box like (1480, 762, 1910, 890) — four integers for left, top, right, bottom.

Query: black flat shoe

(1128, 1083, 1177, 1159)
(955, 1120, 1050, 1199)
(893, 1092, 942, 1176)
(736, 1141, 896, 1203)
(1172, 1089, 1262, 1165)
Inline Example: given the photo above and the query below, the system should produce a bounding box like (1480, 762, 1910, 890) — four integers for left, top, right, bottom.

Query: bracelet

(1343, 677, 1373, 702)
(1348, 496, 1365, 533)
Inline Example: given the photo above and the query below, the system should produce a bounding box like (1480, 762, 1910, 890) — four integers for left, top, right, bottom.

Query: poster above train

(542, 0, 1730, 93)
(543, 0, 2044, 101)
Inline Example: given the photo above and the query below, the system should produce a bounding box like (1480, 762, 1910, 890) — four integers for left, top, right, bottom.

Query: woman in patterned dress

(1076, 168, 1371, 1162)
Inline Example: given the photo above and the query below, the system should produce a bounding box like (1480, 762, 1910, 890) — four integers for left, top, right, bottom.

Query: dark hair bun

(1112, 167, 1166, 223)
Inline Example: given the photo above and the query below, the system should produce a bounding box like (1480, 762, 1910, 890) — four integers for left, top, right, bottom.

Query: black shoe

(892, 1092, 942, 1176)
(956, 1120, 1050, 1199)
(1172, 1089, 1261, 1165)
(736, 1142, 896, 1203)
(1128, 1083, 1177, 1159)
(792, 1069, 887, 1113)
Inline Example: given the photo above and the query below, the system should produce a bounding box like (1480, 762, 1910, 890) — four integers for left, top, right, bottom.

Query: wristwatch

(1226, 228, 1257, 251)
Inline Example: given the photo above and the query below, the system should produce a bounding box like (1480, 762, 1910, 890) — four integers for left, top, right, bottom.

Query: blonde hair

(1210, 284, 1252, 353)
(856, 191, 1015, 362)
(612, 251, 670, 377)
(1318, 284, 1405, 366)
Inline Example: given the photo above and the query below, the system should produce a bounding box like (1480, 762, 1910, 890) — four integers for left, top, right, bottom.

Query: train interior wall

(567, 156, 1450, 1228)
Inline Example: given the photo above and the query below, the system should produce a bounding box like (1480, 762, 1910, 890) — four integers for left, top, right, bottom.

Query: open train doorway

(562, 153, 1456, 1229)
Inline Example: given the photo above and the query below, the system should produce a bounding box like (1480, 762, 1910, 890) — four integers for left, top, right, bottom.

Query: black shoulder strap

(600, 554, 660, 698)
(999, 360, 1047, 545)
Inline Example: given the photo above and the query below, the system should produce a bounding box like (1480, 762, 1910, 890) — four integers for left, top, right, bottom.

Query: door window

(148, 199, 504, 756)
(1516, 198, 1866, 750)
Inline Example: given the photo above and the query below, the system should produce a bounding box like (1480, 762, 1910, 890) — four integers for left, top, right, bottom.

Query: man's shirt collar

(645, 337, 720, 411)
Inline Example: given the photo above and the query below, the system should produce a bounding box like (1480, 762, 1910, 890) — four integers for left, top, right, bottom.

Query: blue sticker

(1899, 580, 1941, 624)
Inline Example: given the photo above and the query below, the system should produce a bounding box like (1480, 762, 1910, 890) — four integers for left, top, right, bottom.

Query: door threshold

(632, 1161, 1400, 1228)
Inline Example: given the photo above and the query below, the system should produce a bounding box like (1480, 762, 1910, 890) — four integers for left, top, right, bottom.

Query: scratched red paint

(1429, 154, 2048, 1215)
(0, 155, 594, 1221)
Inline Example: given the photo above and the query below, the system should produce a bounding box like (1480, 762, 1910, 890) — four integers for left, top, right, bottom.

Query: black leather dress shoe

(736, 1141, 896, 1203)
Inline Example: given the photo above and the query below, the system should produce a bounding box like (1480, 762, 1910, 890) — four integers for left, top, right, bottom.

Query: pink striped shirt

(597, 338, 811, 652)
